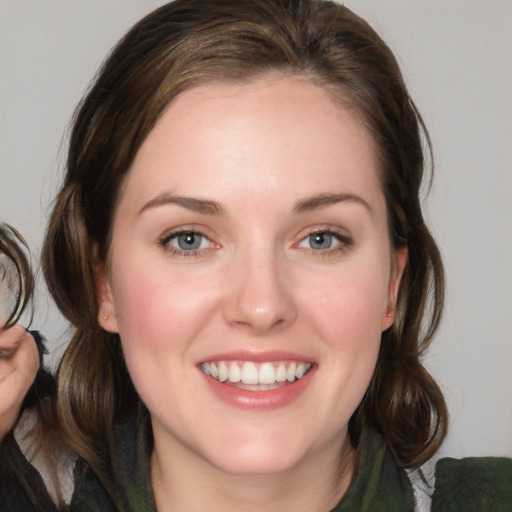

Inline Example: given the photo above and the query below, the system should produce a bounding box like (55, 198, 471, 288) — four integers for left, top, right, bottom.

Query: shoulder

(0, 409, 119, 511)
(0, 412, 59, 511)
(432, 455, 512, 512)
(1, 407, 152, 511)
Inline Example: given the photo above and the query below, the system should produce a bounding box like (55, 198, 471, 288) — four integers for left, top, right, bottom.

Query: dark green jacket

(1, 414, 510, 511)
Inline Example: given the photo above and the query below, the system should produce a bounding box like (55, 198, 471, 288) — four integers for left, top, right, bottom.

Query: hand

(0, 326, 39, 439)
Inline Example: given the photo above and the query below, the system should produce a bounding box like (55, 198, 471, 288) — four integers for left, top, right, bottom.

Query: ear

(96, 264, 119, 333)
(381, 246, 408, 331)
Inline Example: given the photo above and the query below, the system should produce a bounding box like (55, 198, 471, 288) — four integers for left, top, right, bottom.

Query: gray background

(1, 0, 511, 460)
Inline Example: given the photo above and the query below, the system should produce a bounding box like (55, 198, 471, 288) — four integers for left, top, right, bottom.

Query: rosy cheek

(111, 258, 218, 348)
(111, 264, 165, 341)
(304, 273, 385, 343)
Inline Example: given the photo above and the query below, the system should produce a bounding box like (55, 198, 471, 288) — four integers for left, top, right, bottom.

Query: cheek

(112, 272, 164, 343)
(286, 266, 387, 439)
(302, 264, 389, 345)
(109, 257, 221, 370)
(107, 256, 182, 388)
(108, 263, 192, 410)
(111, 257, 194, 337)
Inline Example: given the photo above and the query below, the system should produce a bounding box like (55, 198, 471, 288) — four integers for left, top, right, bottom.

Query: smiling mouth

(200, 360, 312, 389)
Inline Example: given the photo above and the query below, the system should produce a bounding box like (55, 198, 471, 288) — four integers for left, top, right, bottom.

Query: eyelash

(296, 229, 353, 256)
(158, 227, 353, 258)
(159, 229, 214, 257)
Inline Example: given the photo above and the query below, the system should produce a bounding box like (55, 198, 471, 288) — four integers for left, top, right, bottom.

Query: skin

(98, 76, 407, 512)
(0, 325, 39, 439)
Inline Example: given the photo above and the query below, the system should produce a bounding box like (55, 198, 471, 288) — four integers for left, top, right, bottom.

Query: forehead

(121, 76, 382, 213)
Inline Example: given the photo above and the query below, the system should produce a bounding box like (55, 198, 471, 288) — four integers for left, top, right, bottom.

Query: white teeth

(286, 362, 296, 382)
(296, 363, 307, 379)
(201, 360, 312, 386)
(228, 362, 241, 383)
(218, 361, 228, 382)
(241, 362, 259, 384)
(275, 363, 287, 382)
(259, 362, 275, 384)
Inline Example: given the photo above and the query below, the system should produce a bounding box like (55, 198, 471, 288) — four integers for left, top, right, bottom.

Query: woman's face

(98, 76, 406, 476)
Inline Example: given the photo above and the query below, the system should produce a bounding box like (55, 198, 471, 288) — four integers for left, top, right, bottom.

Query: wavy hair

(41, 0, 447, 494)
(0, 224, 34, 328)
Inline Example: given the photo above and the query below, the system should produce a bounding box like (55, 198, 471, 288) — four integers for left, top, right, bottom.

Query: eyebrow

(139, 193, 226, 216)
(139, 191, 371, 217)
(293, 192, 373, 214)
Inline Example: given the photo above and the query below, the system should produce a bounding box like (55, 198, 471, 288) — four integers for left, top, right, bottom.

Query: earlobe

(382, 246, 408, 331)
(96, 265, 119, 333)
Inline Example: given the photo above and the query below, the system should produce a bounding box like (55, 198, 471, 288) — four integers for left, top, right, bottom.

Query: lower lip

(201, 367, 315, 410)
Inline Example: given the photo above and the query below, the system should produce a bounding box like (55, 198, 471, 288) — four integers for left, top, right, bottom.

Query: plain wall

(1, 0, 511, 460)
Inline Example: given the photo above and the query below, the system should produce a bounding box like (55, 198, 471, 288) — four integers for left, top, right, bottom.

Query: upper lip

(197, 350, 315, 365)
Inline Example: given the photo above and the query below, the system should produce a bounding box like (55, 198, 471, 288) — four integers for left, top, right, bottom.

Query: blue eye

(161, 231, 211, 253)
(175, 232, 204, 250)
(308, 232, 334, 250)
(297, 230, 350, 252)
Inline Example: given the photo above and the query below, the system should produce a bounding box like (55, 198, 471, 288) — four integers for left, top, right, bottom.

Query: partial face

(98, 77, 406, 476)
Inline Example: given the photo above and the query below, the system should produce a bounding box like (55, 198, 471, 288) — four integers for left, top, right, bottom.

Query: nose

(223, 251, 297, 335)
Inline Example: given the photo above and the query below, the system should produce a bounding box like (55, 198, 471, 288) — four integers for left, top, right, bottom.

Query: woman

(1, 1, 510, 510)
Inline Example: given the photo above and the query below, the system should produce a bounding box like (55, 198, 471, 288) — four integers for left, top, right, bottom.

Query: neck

(150, 433, 356, 512)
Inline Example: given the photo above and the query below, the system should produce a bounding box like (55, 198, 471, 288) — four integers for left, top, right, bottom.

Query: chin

(208, 446, 305, 476)
(199, 423, 319, 476)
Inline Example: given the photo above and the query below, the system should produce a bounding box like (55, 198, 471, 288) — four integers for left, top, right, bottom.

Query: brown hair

(41, 0, 447, 495)
(0, 224, 34, 328)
